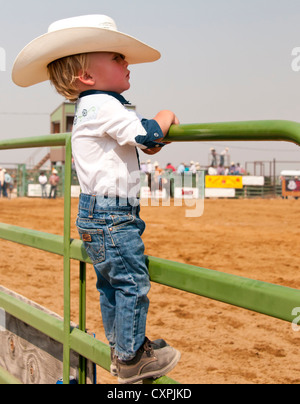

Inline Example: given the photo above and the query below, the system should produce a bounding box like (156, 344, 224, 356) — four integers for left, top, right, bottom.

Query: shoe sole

(117, 349, 181, 384)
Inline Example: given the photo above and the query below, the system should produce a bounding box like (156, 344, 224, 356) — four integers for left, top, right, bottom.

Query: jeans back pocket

(77, 225, 105, 264)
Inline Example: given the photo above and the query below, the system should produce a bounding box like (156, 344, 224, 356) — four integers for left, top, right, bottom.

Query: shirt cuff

(135, 119, 166, 149)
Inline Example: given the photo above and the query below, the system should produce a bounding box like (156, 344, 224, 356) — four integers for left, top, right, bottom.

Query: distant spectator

(0, 167, 5, 197)
(146, 159, 153, 174)
(235, 163, 245, 175)
(140, 161, 147, 173)
(154, 161, 163, 175)
(217, 165, 225, 175)
(195, 162, 201, 171)
(208, 165, 217, 175)
(145, 159, 153, 189)
(4, 170, 13, 198)
(229, 162, 236, 175)
(210, 148, 217, 167)
(177, 163, 185, 174)
(165, 162, 176, 172)
(49, 169, 60, 199)
(154, 162, 164, 192)
(189, 161, 196, 174)
(1, 169, 8, 197)
(39, 171, 48, 198)
(220, 147, 229, 167)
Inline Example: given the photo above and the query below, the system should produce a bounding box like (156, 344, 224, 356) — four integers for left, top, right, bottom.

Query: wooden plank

(0, 286, 95, 384)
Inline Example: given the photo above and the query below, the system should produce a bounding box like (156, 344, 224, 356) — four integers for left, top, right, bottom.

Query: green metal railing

(166, 120, 300, 145)
(0, 120, 300, 384)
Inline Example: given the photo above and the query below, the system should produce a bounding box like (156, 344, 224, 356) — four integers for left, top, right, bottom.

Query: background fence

(1, 165, 294, 200)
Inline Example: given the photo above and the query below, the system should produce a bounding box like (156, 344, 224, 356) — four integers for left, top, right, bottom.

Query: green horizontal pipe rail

(166, 120, 300, 146)
(0, 365, 23, 385)
(0, 288, 64, 342)
(0, 133, 68, 150)
(0, 223, 299, 324)
(0, 120, 300, 153)
(147, 256, 300, 324)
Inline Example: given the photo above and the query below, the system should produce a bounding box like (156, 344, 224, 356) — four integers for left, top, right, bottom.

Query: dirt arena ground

(0, 197, 300, 384)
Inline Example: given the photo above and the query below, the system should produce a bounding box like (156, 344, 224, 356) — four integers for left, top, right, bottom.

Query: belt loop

(132, 201, 139, 216)
(88, 195, 96, 218)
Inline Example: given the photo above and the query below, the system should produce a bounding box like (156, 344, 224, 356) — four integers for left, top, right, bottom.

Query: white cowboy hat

(12, 14, 161, 87)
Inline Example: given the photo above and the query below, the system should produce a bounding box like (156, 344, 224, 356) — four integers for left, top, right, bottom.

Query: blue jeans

(76, 194, 150, 361)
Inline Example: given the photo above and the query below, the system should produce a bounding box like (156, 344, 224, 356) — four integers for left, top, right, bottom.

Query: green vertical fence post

(63, 134, 72, 384)
(17, 164, 26, 197)
(79, 261, 87, 384)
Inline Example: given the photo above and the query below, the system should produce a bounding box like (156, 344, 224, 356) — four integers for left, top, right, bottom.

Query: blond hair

(47, 54, 90, 102)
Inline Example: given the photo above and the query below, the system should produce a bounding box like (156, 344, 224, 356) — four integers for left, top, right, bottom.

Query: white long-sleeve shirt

(72, 90, 165, 198)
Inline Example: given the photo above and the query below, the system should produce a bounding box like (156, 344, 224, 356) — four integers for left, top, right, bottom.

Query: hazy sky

(0, 0, 300, 173)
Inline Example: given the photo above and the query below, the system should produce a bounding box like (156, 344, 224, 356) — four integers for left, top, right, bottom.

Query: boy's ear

(77, 70, 95, 86)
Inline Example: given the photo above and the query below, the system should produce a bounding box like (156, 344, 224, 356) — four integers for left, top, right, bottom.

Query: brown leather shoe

(117, 338, 181, 384)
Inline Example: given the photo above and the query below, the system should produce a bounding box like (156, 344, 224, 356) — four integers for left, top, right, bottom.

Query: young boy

(12, 14, 180, 384)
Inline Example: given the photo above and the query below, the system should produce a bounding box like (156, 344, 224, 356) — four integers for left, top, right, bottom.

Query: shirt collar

(79, 90, 131, 105)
